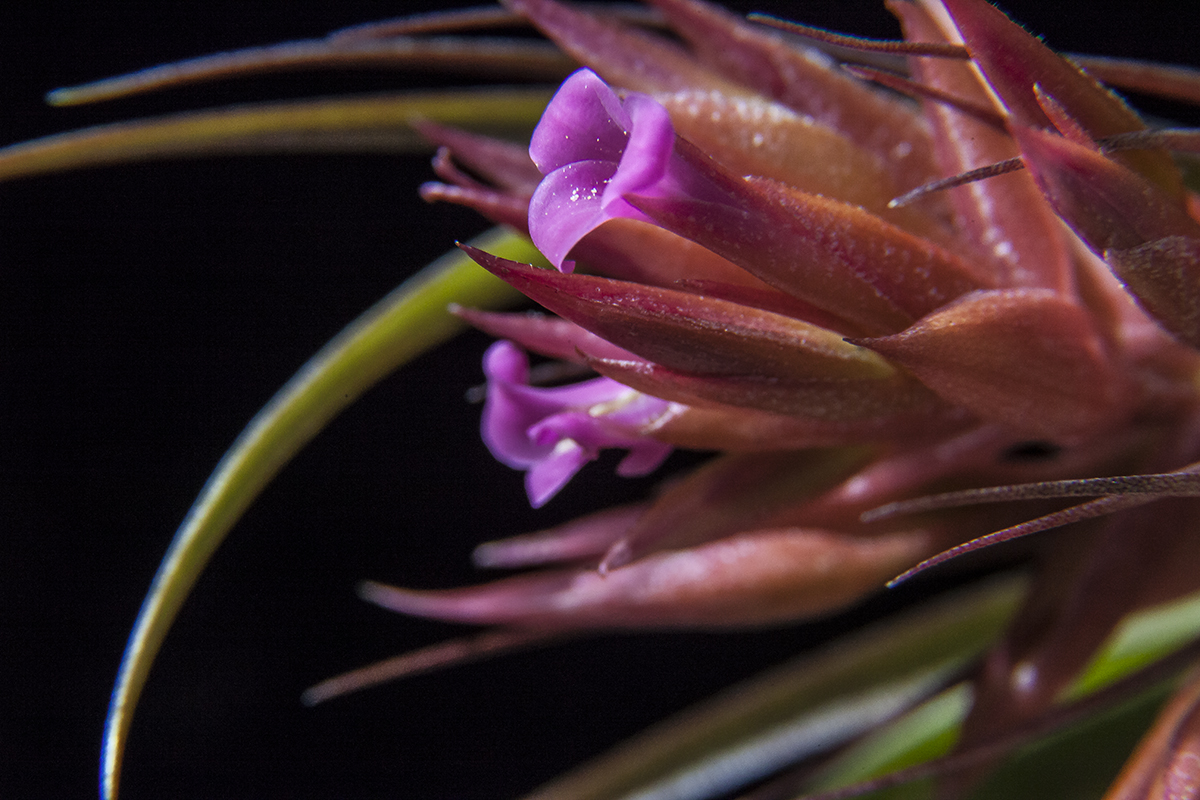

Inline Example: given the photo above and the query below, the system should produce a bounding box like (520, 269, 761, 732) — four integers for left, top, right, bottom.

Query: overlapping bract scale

(76, 0, 1196, 796)
(34, 0, 1200, 797)
(409, 0, 1200, 662)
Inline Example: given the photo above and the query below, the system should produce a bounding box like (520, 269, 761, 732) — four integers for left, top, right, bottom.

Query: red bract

(408, 0, 1200, 796)
(30, 0, 1200, 798)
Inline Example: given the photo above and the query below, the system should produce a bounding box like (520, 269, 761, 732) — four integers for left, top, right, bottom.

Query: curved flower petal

(601, 93, 675, 201)
(481, 340, 675, 506)
(527, 68, 732, 270)
(527, 158, 623, 269)
(529, 67, 632, 172)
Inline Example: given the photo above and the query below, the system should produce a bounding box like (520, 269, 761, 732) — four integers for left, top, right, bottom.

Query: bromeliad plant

(9, 0, 1200, 798)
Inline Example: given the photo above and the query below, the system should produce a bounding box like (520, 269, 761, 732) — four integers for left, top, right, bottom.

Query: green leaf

(1068, 589, 1200, 699)
(967, 685, 1167, 800)
(522, 575, 1200, 800)
(806, 684, 970, 796)
(46, 37, 572, 106)
(800, 586, 1200, 800)
(520, 576, 1026, 800)
(0, 88, 552, 183)
(101, 228, 540, 800)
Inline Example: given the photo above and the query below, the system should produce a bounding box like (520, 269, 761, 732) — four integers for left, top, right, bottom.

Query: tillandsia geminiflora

(6, 1, 1200, 798)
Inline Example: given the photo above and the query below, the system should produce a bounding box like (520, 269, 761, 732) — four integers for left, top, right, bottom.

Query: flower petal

(480, 340, 675, 506)
(525, 437, 592, 507)
(528, 67, 631, 173)
(527, 158, 623, 269)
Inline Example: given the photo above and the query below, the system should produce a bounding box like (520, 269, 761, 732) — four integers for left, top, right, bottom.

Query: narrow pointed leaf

(600, 448, 871, 569)
(1014, 126, 1200, 253)
(420, 182, 533, 231)
(414, 119, 543, 191)
(450, 307, 637, 363)
(940, 0, 1182, 196)
(649, 402, 971, 452)
(810, 586, 1200, 799)
(891, 1, 1074, 293)
(945, 498, 1200, 794)
(473, 503, 648, 568)
(365, 525, 935, 629)
(1071, 55, 1200, 108)
(589, 355, 939, 419)
(654, 91, 920, 227)
(517, 576, 1026, 800)
(0, 89, 552, 183)
(1099, 657, 1200, 800)
(48, 38, 572, 106)
(463, 246, 899, 382)
(574, 217, 770, 291)
(1013, 126, 1200, 347)
(101, 229, 535, 800)
(1106, 237, 1200, 350)
(628, 163, 987, 335)
(502, 0, 745, 95)
(1069, 590, 1200, 701)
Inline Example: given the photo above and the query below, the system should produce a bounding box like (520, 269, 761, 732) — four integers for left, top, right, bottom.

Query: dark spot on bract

(1002, 441, 1062, 461)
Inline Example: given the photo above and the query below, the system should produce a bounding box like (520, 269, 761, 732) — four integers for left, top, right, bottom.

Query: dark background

(1, 2, 1196, 798)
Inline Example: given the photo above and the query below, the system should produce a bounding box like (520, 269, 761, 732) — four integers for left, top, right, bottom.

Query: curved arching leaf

(101, 228, 541, 800)
(0, 88, 552, 183)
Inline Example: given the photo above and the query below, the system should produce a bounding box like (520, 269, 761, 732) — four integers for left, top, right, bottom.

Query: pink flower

(397, 0, 1200, 795)
(527, 68, 729, 270)
(36, 1, 1200, 799)
(480, 339, 674, 507)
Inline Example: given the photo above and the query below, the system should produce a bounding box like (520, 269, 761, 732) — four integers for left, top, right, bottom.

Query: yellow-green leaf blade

(0, 88, 552, 183)
(101, 228, 540, 800)
(805, 585, 1200, 800)
(46, 37, 572, 106)
(522, 576, 1026, 800)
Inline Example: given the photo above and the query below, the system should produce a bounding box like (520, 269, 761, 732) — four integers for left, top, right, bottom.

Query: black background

(1, 2, 1197, 798)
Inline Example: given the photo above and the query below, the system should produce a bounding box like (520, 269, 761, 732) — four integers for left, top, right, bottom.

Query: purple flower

(481, 340, 675, 507)
(59, 2, 1200, 799)
(527, 68, 722, 270)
